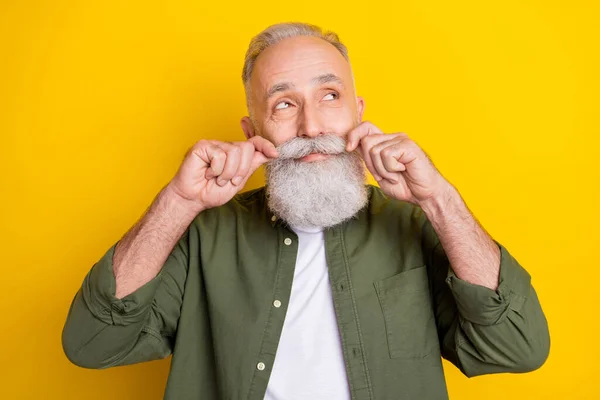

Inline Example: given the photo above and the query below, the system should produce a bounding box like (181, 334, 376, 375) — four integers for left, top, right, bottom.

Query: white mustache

(274, 135, 348, 160)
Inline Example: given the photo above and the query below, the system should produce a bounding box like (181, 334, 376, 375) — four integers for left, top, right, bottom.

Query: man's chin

(265, 152, 368, 229)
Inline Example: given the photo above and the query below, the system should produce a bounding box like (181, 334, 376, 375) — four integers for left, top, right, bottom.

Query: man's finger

(195, 145, 226, 179)
(232, 142, 255, 186)
(380, 141, 409, 173)
(248, 136, 279, 158)
(216, 145, 242, 186)
(357, 134, 395, 181)
(346, 121, 384, 152)
(370, 139, 406, 183)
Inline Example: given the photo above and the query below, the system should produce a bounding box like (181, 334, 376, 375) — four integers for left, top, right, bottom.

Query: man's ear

(356, 96, 366, 121)
(240, 116, 255, 140)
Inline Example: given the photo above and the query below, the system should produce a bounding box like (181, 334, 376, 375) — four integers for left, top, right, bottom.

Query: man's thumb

(249, 151, 271, 175)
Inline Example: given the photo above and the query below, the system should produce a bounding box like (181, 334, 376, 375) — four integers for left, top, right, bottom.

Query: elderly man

(62, 22, 550, 400)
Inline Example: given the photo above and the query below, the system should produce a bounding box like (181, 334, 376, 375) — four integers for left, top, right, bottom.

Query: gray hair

(242, 22, 349, 89)
(265, 134, 367, 229)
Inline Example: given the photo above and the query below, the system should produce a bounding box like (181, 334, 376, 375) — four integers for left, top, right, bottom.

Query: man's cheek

(265, 124, 297, 146)
(327, 108, 356, 133)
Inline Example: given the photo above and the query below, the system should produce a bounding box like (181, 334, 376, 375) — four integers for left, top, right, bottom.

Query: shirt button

(273, 300, 282, 308)
(284, 238, 292, 246)
(271, 215, 277, 222)
(257, 362, 266, 371)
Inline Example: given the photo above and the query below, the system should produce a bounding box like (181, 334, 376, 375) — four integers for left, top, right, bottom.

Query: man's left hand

(346, 121, 450, 206)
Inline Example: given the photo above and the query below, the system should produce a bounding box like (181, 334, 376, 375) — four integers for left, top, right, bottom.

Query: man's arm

(62, 184, 198, 368)
(346, 121, 550, 375)
(62, 137, 277, 369)
(419, 183, 500, 290)
(419, 185, 550, 376)
(112, 184, 201, 299)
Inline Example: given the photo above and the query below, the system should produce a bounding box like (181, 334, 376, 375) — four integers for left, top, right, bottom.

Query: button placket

(247, 227, 298, 398)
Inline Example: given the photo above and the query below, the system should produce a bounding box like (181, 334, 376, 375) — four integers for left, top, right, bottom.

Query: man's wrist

(163, 183, 205, 218)
(418, 182, 460, 220)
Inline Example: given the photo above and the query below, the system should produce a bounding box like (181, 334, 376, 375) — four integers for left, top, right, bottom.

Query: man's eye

(275, 101, 291, 110)
(323, 92, 338, 101)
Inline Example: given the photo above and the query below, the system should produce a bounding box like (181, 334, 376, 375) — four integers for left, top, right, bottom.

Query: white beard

(264, 135, 368, 229)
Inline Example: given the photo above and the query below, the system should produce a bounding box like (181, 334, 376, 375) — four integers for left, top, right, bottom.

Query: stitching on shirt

(102, 331, 152, 369)
(339, 227, 374, 400)
(455, 318, 468, 349)
(141, 325, 163, 341)
(72, 323, 111, 362)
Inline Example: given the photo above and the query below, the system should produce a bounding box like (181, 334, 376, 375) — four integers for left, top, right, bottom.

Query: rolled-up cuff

(445, 241, 531, 326)
(82, 243, 162, 326)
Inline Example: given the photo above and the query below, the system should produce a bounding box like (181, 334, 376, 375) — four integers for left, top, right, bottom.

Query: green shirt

(62, 185, 550, 400)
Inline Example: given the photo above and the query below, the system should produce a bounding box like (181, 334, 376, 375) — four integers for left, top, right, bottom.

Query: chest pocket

(374, 266, 438, 359)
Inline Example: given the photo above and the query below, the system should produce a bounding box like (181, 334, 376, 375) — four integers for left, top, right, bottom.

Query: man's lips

(298, 153, 332, 162)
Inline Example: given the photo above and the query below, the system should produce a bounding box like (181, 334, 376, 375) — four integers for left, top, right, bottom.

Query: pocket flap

(375, 265, 429, 295)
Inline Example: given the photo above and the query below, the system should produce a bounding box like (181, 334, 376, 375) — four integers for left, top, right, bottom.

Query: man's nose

(298, 104, 325, 138)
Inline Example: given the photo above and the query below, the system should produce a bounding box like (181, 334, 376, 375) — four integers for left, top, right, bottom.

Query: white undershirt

(264, 225, 351, 400)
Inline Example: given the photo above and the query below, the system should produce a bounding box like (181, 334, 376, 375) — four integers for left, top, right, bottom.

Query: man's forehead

(250, 36, 353, 95)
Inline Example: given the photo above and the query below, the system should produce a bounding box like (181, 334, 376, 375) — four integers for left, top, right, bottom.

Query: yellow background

(1, 0, 598, 398)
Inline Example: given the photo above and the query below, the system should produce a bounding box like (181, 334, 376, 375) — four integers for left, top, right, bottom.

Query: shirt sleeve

(422, 217, 551, 377)
(81, 243, 164, 326)
(61, 227, 191, 369)
(444, 240, 532, 326)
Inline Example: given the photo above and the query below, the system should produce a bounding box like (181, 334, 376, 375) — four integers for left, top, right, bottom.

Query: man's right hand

(167, 136, 279, 213)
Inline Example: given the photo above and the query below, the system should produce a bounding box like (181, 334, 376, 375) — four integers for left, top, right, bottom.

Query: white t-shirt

(264, 225, 351, 400)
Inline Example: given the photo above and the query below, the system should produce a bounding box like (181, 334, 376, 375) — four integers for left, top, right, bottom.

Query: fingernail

(217, 178, 228, 186)
(232, 176, 242, 186)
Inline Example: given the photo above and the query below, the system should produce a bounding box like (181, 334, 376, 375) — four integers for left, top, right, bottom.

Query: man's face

(241, 36, 365, 156)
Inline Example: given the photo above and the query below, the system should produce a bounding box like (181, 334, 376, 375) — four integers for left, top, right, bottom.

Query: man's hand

(346, 121, 450, 206)
(167, 136, 279, 213)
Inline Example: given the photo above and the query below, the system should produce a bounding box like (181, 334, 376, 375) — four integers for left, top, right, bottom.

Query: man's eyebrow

(264, 74, 345, 101)
(311, 73, 345, 88)
(265, 82, 294, 101)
